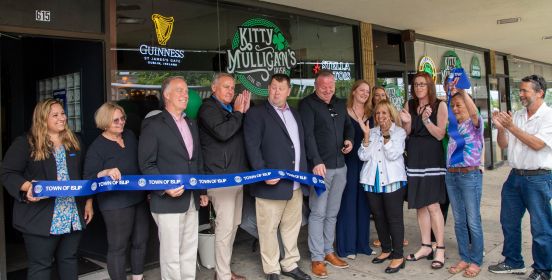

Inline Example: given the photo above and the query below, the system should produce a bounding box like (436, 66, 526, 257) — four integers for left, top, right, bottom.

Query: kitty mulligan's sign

(439, 50, 462, 84)
(138, 14, 185, 68)
(227, 18, 297, 96)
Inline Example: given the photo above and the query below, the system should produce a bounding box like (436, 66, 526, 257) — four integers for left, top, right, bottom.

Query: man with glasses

(299, 69, 354, 278)
(490, 75, 552, 280)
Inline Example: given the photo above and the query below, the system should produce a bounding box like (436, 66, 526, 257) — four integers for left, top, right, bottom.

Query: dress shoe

(231, 271, 246, 280)
(311, 261, 328, 279)
(266, 273, 279, 280)
(324, 252, 349, 268)
(372, 253, 391, 264)
(385, 258, 406, 273)
(282, 267, 312, 280)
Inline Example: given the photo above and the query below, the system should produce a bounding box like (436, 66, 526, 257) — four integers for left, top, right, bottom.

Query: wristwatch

(423, 118, 431, 125)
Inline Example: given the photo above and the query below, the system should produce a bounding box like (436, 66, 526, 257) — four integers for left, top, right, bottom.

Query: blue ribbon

(446, 68, 470, 165)
(32, 169, 326, 197)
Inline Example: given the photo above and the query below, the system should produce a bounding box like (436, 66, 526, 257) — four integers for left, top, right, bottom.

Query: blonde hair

(95, 102, 126, 130)
(346, 80, 372, 117)
(374, 100, 402, 128)
(29, 99, 80, 160)
(371, 86, 389, 108)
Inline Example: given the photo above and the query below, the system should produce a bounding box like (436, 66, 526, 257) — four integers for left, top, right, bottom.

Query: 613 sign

(35, 10, 51, 22)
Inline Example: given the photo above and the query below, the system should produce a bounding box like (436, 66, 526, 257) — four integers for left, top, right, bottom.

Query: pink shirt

(170, 112, 194, 159)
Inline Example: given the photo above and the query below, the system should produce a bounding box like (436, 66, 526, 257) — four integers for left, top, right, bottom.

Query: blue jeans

(500, 170, 552, 275)
(446, 170, 484, 266)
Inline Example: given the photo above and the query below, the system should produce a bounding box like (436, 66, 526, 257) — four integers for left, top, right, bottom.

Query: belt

(447, 166, 479, 173)
(512, 168, 551, 176)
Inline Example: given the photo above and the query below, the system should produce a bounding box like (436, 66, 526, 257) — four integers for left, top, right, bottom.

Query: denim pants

(445, 170, 484, 266)
(500, 170, 552, 276)
(308, 166, 347, 261)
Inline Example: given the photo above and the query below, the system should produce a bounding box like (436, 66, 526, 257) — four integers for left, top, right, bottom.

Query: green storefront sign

(440, 50, 462, 83)
(226, 18, 297, 96)
(470, 55, 481, 78)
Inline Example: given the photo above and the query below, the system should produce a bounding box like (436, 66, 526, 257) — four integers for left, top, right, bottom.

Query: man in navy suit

(138, 76, 209, 280)
(244, 74, 311, 280)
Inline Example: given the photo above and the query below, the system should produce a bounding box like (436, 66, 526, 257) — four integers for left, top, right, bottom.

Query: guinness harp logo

(152, 14, 174, 46)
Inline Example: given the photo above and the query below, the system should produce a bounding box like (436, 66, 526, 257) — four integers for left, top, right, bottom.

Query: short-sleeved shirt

(507, 103, 552, 170)
(447, 116, 484, 168)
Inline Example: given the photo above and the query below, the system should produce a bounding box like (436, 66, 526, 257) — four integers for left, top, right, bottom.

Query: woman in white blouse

(358, 100, 407, 274)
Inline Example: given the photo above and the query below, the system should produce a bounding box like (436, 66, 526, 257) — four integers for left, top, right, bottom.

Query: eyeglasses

(112, 116, 126, 124)
(328, 104, 338, 118)
(413, 83, 428, 88)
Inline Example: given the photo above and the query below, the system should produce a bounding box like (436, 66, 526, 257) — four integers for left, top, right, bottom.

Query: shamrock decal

(273, 32, 286, 51)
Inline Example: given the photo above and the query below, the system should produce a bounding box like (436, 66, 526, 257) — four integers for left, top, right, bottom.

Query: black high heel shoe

(431, 246, 445, 269)
(406, 243, 434, 261)
(372, 253, 391, 264)
(385, 258, 406, 273)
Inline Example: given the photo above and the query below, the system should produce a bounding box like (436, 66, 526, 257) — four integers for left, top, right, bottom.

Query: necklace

(351, 106, 366, 122)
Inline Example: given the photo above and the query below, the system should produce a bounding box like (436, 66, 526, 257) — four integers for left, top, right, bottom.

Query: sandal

(373, 239, 381, 248)
(449, 261, 470, 274)
(406, 243, 434, 261)
(431, 246, 445, 269)
(463, 264, 481, 278)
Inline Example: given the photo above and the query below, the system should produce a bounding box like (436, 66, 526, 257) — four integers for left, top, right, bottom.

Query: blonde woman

(358, 100, 407, 273)
(1, 98, 93, 280)
(84, 102, 148, 280)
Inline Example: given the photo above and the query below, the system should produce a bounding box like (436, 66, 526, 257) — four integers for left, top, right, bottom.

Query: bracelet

(423, 118, 432, 125)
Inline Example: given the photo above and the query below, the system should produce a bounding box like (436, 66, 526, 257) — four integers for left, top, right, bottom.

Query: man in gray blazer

(244, 74, 311, 280)
(139, 76, 209, 280)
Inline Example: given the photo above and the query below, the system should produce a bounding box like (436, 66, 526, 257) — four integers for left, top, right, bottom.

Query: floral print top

(50, 146, 82, 235)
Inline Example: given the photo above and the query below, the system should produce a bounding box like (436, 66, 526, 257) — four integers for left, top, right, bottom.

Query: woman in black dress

(336, 79, 374, 259)
(399, 72, 448, 269)
(84, 102, 149, 280)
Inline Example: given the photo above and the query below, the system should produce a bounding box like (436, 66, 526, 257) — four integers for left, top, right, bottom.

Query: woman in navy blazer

(1, 99, 93, 280)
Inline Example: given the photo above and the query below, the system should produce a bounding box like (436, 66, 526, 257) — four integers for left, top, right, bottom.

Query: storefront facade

(1, 1, 552, 278)
(0, 0, 361, 277)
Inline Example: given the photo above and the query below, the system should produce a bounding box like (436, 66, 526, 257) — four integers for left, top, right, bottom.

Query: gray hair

(211, 73, 235, 87)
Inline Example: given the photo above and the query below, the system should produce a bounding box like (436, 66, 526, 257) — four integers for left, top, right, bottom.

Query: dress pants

(308, 166, 347, 261)
(208, 185, 243, 280)
(367, 188, 405, 259)
(102, 200, 150, 280)
(152, 197, 198, 280)
(22, 231, 83, 280)
(256, 188, 303, 274)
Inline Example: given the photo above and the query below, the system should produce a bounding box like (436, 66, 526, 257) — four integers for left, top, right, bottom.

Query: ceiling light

(542, 36, 552, 40)
(117, 17, 144, 24)
(497, 17, 521, 24)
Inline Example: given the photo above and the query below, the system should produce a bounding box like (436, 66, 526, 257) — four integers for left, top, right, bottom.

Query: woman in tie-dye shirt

(445, 88, 484, 278)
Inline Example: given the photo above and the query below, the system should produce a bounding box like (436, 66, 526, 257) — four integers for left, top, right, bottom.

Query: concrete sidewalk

(82, 166, 536, 280)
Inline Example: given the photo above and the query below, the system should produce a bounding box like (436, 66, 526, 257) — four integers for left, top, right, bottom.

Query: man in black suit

(244, 74, 311, 280)
(138, 76, 209, 280)
(198, 73, 250, 280)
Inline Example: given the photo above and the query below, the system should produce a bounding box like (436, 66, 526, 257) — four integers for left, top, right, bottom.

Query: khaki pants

(256, 188, 303, 274)
(151, 197, 197, 280)
(208, 186, 243, 280)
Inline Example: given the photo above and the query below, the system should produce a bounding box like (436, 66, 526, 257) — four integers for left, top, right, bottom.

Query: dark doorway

(0, 33, 105, 277)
